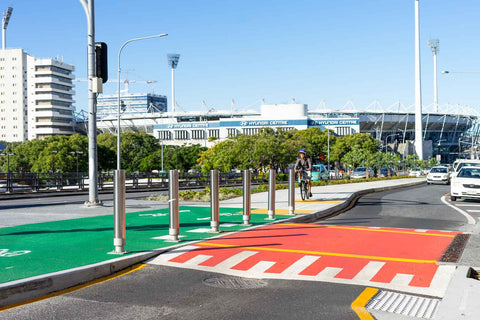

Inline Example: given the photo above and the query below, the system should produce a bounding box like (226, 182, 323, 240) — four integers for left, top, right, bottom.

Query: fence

(0, 171, 269, 194)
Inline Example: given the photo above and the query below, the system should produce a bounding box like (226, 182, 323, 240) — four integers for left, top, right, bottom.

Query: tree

(342, 146, 367, 174)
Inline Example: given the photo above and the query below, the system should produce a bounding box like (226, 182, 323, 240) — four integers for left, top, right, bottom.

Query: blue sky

(5, 0, 480, 112)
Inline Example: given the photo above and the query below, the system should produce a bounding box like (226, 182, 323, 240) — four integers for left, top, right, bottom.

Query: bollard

(210, 170, 220, 232)
(242, 170, 251, 225)
(288, 167, 295, 215)
(112, 170, 126, 254)
(267, 169, 276, 220)
(168, 169, 180, 242)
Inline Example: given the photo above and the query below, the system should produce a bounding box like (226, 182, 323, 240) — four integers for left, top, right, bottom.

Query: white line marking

(466, 210, 480, 213)
(441, 196, 476, 225)
(219, 223, 238, 227)
(187, 228, 213, 233)
(281, 255, 320, 277)
(455, 204, 480, 207)
(147, 245, 198, 264)
(353, 261, 385, 281)
(247, 261, 276, 274)
(414, 229, 429, 233)
(151, 235, 186, 240)
(215, 251, 258, 269)
(183, 254, 213, 266)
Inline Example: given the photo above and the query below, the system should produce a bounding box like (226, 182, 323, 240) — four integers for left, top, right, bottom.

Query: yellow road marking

(196, 242, 438, 264)
(351, 287, 378, 320)
(0, 263, 147, 312)
(295, 199, 343, 203)
(249, 209, 314, 215)
(281, 223, 456, 238)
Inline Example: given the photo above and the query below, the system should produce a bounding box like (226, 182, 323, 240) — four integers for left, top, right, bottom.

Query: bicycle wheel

(304, 182, 309, 200)
(300, 181, 306, 200)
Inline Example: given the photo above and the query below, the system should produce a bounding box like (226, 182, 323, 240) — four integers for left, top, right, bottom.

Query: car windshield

(457, 163, 480, 171)
(430, 167, 448, 173)
(355, 168, 366, 172)
(457, 168, 480, 179)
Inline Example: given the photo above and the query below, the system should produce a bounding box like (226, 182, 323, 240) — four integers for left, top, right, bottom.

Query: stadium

(77, 99, 480, 164)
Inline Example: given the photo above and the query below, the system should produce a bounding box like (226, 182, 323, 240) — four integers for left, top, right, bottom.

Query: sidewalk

(0, 178, 425, 308)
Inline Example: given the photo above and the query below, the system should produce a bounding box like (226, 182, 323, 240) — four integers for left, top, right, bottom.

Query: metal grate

(366, 290, 439, 319)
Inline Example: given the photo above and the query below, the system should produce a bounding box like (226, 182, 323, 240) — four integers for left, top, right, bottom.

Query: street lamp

(117, 33, 168, 171)
(167, 53, 180, 113)
(414, 0, 424, 160)
(428, 39, 439, 112)
(384, 134, 399, 153)
(51, 150, 58, 173)
(70, 151, 84, 184)
(113, 33, 167, 255)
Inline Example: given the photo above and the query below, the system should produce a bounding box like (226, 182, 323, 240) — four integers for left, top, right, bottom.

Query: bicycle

(298, 170, 310, 200)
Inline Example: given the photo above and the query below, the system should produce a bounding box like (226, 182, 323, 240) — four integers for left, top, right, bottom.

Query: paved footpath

(5, 177, 471, 317)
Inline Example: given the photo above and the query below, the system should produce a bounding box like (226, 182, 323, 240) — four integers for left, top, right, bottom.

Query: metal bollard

(210, 170, 220, 232)
(288, 167, 295, 215)
(112, 170, 126, 254)
(242, 170, 251, 225)
(168, 169, 180, 242)
(267, 169, 276, 220)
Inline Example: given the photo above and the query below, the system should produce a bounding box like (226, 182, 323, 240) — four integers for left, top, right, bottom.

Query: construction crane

(75, 76, 157, 94)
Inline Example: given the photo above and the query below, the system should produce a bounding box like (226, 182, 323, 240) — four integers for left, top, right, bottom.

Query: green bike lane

(0, 206, 290, 284)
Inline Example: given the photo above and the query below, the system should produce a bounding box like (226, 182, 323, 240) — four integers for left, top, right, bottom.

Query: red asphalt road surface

(170, 223, 460, 287)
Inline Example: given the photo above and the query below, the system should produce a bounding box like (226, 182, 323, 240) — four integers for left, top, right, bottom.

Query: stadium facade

(90, 102, 479, 163)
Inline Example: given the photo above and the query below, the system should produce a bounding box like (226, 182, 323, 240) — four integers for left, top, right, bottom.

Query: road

(0, 183, 472, 320)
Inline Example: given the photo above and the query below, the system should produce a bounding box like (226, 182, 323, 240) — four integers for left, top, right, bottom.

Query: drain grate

(203, 276, 268, 289)
(366, 290, 439, 319)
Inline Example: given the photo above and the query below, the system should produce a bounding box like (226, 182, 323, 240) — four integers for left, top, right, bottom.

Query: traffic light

(95, 42, 108, 83)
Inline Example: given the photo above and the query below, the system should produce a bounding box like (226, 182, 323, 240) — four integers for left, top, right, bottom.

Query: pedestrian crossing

(148, 223, 460, 298)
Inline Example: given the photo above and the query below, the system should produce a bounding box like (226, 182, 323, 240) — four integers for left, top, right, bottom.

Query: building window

(174, 130, 189, 140)
(158, 130, 172, 140)
(191, 130, 205, 140)
(227, 128, 238, 137)
(336, 127, 352, 136)
(243, 128, 259, 135)
(209, 129, 220, 139)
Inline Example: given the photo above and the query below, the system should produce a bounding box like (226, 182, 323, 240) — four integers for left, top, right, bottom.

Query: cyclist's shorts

(306, 171, 312, 179)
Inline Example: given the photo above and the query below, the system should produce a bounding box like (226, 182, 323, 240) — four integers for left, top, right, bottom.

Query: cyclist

(294, 149, 312, 197)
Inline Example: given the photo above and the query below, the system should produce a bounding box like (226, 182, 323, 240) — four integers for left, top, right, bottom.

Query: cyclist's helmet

(299, 149, 306, 154)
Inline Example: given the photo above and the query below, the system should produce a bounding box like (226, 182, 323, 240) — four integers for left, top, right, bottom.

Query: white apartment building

(0, 48, 75, 142)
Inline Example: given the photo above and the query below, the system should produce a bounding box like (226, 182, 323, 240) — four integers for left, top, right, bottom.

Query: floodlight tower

(428, 39, 439, 113)
(167, 54, 180, 113)
(414, 0, 424, 160)
(2, 7, 13, 50)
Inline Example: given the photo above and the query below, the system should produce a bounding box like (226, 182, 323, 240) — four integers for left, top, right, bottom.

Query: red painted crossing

(150, 223, 461, 295)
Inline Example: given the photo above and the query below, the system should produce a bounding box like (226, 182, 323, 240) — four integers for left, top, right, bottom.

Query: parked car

(352, 167, 374, 179)
(379, 167, 397, 177)
(426, 166, 450, 185)
(311, 164, 329, 182)
(409, 170, 422, 177)
(450, 166, 480, 201)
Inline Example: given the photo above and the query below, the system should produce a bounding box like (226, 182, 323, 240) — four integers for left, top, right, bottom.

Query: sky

(5, 0, 480, 113)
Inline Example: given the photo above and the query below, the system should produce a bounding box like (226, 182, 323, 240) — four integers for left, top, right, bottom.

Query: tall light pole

(428, 39, 439, 113)
(1, 7, 12, 50)
(117, 34, 168, 170)
(112, 33, 167, 255)
(78, 0, 101, 206)
(167, 54, 180, 113)
(414, 0, 424, 160)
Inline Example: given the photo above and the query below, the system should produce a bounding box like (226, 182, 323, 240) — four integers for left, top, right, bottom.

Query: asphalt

(0, 177, 479, 319)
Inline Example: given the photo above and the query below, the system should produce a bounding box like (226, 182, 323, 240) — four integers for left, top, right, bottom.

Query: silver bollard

(112, 170, 126, 254)
(267, 169, 276, 220)
(242, 170, 251, 225)
(210, 170, 220, 232)
(168, 169, 180, 242)
(288, 167, 295, 215)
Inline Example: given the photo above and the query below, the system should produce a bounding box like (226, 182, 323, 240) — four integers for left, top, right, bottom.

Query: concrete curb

(0, 179, 425, 308)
